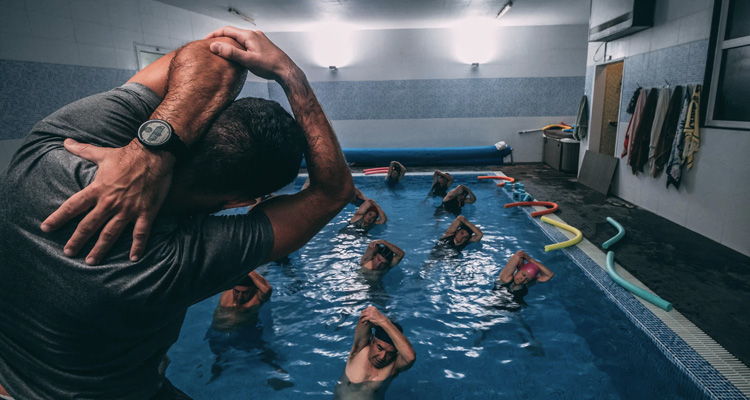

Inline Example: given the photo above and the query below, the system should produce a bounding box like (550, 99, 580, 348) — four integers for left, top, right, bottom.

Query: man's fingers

(129, 215, 155, 262)
(63, 138, 107, 163)
(205, 26, 245, 41)
(85, 215, 131, 265)
(41, 189, 96, 233)
(63, 205, 115, 258)
(209, 42, 252, 65)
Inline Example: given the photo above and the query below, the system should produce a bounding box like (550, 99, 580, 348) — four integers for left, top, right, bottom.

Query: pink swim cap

(519, 262, 540, 277)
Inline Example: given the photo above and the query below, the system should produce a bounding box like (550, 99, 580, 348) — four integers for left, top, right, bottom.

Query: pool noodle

(504, 201, 559, 217)
(606, 252, 673, 311)
(540, 216, 582, 251)
(602, 217, 625, 249)
(477, 176, 515, 182)
(364, 170, 388, 175)
(363, 167, 389, 172)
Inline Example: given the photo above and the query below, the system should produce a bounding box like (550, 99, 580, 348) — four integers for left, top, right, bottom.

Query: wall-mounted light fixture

(471, 63, 479, 68)
(452, 17, 497, 65)
(312, 21, 355, 69)
(496, 1, 513, 20)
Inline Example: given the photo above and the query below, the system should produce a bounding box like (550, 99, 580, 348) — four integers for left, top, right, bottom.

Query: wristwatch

(137, 119, 188, 157)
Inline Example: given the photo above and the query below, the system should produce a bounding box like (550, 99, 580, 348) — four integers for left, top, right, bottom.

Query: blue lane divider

(605, 252, 673, 311)
(602, 217, 625, 249)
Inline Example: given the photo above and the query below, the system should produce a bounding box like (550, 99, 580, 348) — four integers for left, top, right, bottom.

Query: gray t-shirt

(0, 83, 274, 399)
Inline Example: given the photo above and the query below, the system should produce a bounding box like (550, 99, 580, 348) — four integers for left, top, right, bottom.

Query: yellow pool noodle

(541, 216, 583, 251)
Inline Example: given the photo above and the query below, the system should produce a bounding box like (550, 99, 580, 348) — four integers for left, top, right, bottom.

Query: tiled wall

(580, 0, 750, 257)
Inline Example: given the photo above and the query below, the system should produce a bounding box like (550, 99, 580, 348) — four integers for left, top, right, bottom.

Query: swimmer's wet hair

(373, 321, 403, 348)
(236, 275, 255, 288)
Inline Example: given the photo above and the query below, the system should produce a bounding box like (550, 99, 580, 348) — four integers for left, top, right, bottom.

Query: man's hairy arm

(41, 38, 247, 265)
(205, 27, 354, 261)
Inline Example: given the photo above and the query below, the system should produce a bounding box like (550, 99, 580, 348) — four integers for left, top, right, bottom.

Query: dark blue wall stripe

(0, 60, 136, 140)
(269, 76, 584, 120)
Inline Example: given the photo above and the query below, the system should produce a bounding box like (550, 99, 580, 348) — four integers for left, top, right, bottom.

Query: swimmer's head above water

(363, 206, 379, 226)
(372, 245, 395, 270)
(232, 275, 258, 305)
(514, 262, 541, 285)
(453, 225, 472, 245)
(370, 322, 403, 369)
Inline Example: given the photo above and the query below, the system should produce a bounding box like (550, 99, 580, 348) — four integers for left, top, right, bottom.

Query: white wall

(581, 0, 750, 257)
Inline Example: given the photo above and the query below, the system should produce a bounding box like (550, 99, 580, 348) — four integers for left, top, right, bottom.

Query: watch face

(138, 120, 172, 146)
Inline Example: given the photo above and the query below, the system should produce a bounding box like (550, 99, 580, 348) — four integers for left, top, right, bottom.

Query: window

(706, 0, 750, 129)
(135, 44, 171, 71)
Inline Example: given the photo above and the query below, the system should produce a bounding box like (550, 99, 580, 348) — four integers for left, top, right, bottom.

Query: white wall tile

(26, 0, 72, 18)
(139, 0, 169, 19)
(141, 14, 171, 37)
(650, 20, 680, 51)
(74, 21, 113, 47)
(28, 12, 76, 42)
(0, 33, 42, 62)
(70, 0, 110, 24)
(77, 42, 118, 68)
(0, 7, 31, 35)
(142, 33, 172, 48)
(115, 47, 138, 70)
(109, 10, 142, 31)
(628, 28, 654, 56)
(40, 38, 81, 65)
(676, 0, 714, 19)
(167, 18, 193, 41)
(678, 9, 712, 44)
(111, 27, 143, 50)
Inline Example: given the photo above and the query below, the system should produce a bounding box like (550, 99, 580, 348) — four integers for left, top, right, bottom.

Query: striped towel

(682, 85, 701, 170)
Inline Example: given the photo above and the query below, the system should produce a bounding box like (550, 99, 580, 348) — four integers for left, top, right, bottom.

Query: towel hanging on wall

(621, 88, 647, 159)
(682, 85, 701, 171)
(646, 88, 672, 175)
(666, 85, 693, 189)
(652, 85, 684, 177)
(573, 95, 588, 141)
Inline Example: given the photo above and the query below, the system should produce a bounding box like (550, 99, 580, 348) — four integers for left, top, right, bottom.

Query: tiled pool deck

(493, 172, 750, 400)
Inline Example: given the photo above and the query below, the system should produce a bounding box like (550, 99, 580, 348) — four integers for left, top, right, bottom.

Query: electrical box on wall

(588, 0, 655, 42)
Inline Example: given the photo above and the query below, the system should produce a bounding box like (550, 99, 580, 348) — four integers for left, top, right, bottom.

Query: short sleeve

(174, 209, 275, 305)
(25, 83, 161, 150)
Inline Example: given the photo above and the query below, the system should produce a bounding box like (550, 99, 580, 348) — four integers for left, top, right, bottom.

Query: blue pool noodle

(606, 252, 673, 312)
(302, 146, 513, 167)
(602, 217, 625, 249)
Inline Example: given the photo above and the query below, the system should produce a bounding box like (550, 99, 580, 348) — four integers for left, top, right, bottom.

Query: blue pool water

(166, 173, 708, 399)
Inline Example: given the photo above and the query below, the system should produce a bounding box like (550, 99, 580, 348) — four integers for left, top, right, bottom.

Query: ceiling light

(496, 1, 513, 19)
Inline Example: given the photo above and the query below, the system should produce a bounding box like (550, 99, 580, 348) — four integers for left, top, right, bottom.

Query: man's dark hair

(236, 275, 256, 288)
(179, 97, 306, 198)
(373, 321, 403, 348)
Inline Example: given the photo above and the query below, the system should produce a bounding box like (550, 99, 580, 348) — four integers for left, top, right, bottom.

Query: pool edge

(490, 171, 750, 400)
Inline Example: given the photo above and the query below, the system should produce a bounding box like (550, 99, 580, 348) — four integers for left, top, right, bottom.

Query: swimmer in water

(435, 215, 483, 253)
(385, 161, 406, 187)
(428, 170, 454, 197)
(360, 240, 405, 272)
(348, 199, 387, 232)
(212, 271, 273, 331)
(438, 184, 476, 215)
(494, 251, 554, 299)
(334, 306, 416, 400)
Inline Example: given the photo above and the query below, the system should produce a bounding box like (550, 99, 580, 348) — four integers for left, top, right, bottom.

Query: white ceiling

(159, 0, 591, 32)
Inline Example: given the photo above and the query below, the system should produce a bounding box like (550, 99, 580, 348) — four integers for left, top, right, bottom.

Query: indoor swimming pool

(165, 173, 730, 399)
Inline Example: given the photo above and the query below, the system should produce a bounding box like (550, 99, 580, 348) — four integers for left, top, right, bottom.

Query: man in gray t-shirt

(0, 29, 353, 399)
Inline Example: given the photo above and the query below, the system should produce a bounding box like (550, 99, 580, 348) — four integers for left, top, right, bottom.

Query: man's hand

(360, 306, 389, 327)
(41, 139, 173, 265)
(205, 27, 296, 82)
